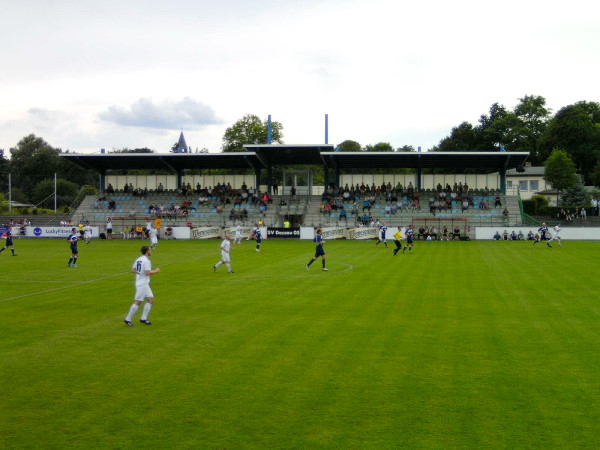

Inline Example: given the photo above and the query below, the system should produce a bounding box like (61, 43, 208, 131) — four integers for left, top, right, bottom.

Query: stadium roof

(61, 145, 530, 173)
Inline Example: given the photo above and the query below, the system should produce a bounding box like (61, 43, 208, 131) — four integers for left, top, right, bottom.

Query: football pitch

(1, 238, 598, 449)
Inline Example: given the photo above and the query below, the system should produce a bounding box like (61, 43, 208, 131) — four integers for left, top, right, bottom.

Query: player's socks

(307, 259, 314, 267)
(141, 303, 152, 321)
(226, 263, 232, 272)
(73, 257, 78, 266)
(68, 257, 73, 265)
(126, 303, 139, 322)
(11, 249, 16, 255)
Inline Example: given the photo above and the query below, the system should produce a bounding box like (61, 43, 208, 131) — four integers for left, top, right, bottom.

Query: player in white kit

(124, 246, 160, 326)
(234, 224, 243, 245)
(546, 225, 562, 247)
(148, 225, 159, 249)
(83, 221, 92, 244)
(214, 234, 234, 273)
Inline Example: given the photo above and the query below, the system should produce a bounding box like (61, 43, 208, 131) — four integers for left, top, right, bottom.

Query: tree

(364, 142, 394, 152)
(32, 178, 80, 209)
(560, 180, 586, 206)
(396, 145, 416, 152)
(222, 114, 284, 152)
(538, 101, 600, 182)
(544, 149, 579, 192)
(513, 95, 551, 159)
(434, 122, 483, 151)
(336, 140, 362, 152)
(591, 162, 600, 188)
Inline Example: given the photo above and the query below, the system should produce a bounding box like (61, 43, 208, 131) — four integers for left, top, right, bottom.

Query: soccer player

(253, 224, 262, 252)
(0, 225, 17, 256)
(124, 246, 161, 326)
(213, 234, 234, 273)
(402, 224, 414, 254)
(392, 226, 403, 256)
(148, 225, 159, 249)
(234, 224, 243, 245)
(546, 224, 562, 247)
(533, 222, 549, 246)
(67, 227, 79, 267)
(84, 221, 92, 244)
(78, 221, 85, 240)
(376, 221, 389, 247)
(306, 228, 327, 271)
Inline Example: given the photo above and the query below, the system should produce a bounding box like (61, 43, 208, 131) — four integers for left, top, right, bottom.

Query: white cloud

(98, 98, 222, 130)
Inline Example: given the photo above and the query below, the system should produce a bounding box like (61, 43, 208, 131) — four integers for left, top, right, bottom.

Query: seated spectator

(494, 195, 502, 207)
(108, 200, 116, 211)
(429, 226, 437, 240)
(510, 230, 517, 240)
(106, 184, 114, 194)
(165, 226, 173, 239)
(503, 230, 509, 240)
(452, 227, 460, 240)
(493, 231, 501, 240)
(517, 230, 524, 240)
(461, 199, 469, 212)
(527, 231, 534, 240)
(442, 226, 449, 241)
(339, 207, 347, 221)
(418, 226, 426, 240)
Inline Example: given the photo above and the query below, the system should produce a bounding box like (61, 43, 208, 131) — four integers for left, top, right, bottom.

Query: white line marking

(0, 254, 209, 303)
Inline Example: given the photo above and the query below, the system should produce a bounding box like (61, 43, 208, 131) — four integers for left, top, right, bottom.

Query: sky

(1, 0, 598, 156)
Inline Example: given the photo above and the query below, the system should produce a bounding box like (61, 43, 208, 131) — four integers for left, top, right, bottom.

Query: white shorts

(150, 237, 158, 245)
(221, 251, 231, 263)
(134, 284, 154, 301)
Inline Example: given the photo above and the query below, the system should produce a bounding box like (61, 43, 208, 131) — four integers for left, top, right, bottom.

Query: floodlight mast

(325, 114, 329, 144)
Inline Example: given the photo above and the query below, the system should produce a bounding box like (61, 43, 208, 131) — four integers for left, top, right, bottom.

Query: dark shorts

(5, 237, 13, 247)
(315, 246, 325, 258)
(256, 237, 262, 244)
(70, 244, 78, 254)
(406, 236, 413, 244)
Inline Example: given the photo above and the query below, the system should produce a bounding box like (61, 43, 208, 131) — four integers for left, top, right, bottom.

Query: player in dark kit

(0, 226, 17, 256)
(402, 224, 414, 254)
(306, 228, 328, 271)
(67, 227, 80, 267)
(376, 222, 389, 247)
(252, 224, 262, 252)
(533, 222, 550, 246)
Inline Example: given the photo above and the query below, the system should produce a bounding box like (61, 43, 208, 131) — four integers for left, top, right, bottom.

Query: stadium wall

(104, 174, 502, 192)
(474, 227, 600, 240)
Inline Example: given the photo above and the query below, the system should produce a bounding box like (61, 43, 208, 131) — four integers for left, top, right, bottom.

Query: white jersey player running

(214, 234, 234, 273)
(148, 226, 159, 249)
(546, 225, 562, 247)
(84, 223, 92, 244)
(234, 224, 243, 245)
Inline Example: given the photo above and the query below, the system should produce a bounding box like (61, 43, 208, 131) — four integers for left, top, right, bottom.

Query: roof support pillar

(255, 168, 262, 192)
(335, 167, 340, 188)
(323, 165, 329, 192)
(267, 165, 273, 195)
(99, 169, 106, 193)
(416, 168, 422, 191)
(499, 170, 506, 195)
(177, 169, 183, 190)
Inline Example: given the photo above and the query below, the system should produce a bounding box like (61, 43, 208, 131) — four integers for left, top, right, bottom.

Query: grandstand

(73, 188, 520, 238)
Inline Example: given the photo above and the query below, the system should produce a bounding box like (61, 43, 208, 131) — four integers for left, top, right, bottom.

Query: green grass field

(1, 237, 598, 449)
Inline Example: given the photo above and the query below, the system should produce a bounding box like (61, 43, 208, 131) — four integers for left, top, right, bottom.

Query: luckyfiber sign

(28, 227, 100, 238)
(191, 227, 222, 239)
(266, 227, 300, 239)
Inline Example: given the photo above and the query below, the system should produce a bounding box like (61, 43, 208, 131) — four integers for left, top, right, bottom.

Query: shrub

(523, 195, 549, 215)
